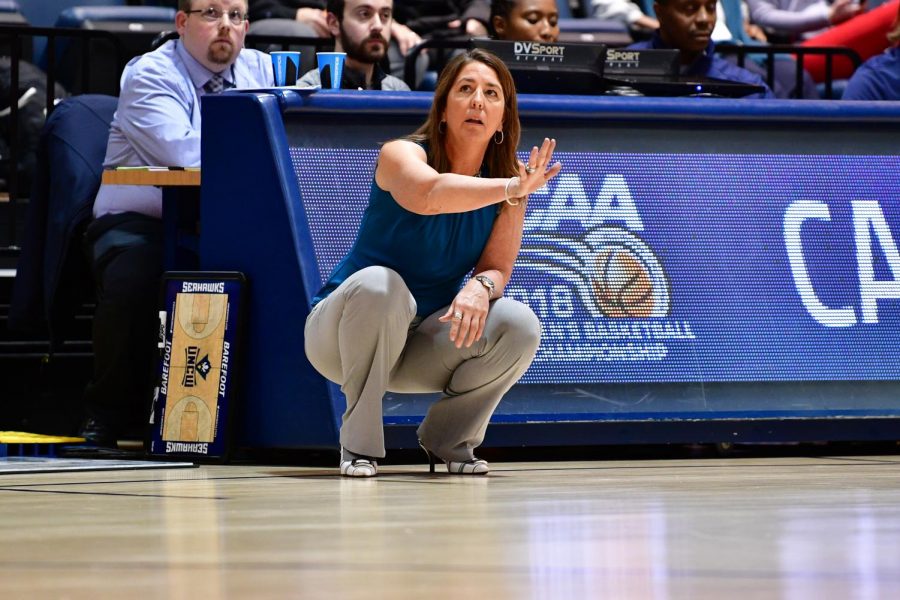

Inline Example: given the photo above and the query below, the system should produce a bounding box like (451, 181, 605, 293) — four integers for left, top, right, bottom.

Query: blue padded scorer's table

(195, 89, 900, 450)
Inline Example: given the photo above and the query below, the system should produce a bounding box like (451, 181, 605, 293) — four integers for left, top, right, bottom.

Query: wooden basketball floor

(1, 454, 899, 598)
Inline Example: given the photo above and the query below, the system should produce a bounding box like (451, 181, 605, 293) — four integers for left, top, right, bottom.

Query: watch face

(477, 276, 495, 296)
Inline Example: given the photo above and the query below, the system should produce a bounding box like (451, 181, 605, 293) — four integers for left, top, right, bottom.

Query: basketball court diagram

(162, 293, 229, 443)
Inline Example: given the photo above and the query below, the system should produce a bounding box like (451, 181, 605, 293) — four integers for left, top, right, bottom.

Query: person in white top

(590, 0, 660, 32)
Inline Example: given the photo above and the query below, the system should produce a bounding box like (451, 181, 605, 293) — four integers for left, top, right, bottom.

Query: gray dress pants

(304, 266, 541, 461)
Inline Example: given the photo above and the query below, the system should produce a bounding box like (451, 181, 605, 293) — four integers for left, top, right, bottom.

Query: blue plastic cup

(317, 52, 346, 89)
(271, 51, 301, 86)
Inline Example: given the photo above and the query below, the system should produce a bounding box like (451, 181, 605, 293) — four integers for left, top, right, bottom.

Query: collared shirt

(93, 39, 274, 219)
(843, 46, 900, 101)
(628, 33, 775, 99)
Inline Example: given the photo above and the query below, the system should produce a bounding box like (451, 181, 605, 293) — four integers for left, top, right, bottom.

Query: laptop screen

(603, 48, 764, 97)
(605, 48, 680, 79)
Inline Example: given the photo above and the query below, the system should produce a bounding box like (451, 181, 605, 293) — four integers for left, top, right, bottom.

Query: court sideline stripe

(0, 487, 227, 500)
(1, 457, 897, 489)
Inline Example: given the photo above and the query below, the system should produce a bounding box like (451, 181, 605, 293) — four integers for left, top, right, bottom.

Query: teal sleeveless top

(312, 171, 498, 317)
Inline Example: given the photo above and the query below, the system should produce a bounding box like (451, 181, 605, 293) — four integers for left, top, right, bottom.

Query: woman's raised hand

(513, 138, 562, 199)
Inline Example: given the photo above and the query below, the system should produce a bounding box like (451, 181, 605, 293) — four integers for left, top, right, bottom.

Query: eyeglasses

(186, 7, 248, 26)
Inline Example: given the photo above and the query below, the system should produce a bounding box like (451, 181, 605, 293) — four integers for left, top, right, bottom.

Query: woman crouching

(304, 48, 562, 477)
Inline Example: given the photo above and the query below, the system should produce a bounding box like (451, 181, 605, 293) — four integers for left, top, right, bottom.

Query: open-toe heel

(419, 441, 489, 475)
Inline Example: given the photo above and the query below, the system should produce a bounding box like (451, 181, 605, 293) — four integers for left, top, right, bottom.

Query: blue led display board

(292, 148, 900, 385)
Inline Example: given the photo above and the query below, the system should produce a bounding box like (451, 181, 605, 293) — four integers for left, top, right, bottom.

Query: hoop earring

(438, 121, 447, 134)
(493, 130, 504, 145)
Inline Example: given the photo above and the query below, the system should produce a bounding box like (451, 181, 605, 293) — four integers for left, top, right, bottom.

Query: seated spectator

(745, 0, 863, 42)
(799, 0, 900, 82)
(746, 0, 900, 84)
(81, 0, 274, 447)
(843, 2, 900, 99)
(298, 0, 410, 89)
(249, 0, 422, 76)
(628, 0, 775, 97)
(590, 0, 660, 33)
(489, 0, 560, 42)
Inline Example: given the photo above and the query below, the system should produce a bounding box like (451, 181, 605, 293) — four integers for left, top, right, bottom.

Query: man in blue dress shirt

(81, 0, 274, 447)
(627, 0, 774, 98)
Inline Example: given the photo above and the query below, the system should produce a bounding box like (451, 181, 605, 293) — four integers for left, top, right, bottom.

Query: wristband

(504, 177, 522, 206)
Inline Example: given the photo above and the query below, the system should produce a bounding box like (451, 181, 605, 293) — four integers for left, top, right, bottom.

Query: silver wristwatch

(474, 275, 495, 299)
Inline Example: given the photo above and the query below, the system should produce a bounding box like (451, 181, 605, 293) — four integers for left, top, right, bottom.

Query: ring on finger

(452, 311, 463, 320)
(524, 165, 536, 175)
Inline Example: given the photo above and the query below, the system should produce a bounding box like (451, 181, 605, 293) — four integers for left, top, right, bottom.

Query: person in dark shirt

(249, 0, 491, 44)
(489, 0, 560, 43)
(627, 0, 774, 98)
(297, 0, 410, 89)
(249, 0, 423, 77)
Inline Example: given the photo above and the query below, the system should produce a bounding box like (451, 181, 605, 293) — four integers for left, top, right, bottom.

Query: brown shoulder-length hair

(404, 49, 520, 179)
